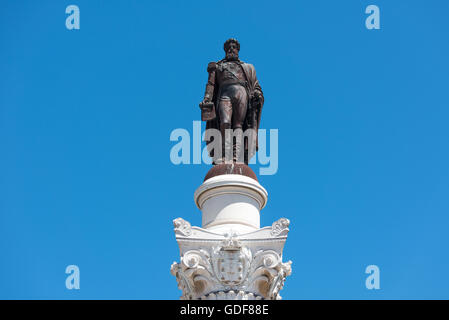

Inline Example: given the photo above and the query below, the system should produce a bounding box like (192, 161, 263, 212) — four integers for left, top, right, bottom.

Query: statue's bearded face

(225, 42, 239, 61)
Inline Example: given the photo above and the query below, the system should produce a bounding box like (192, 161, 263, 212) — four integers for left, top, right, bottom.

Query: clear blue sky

(1, 0, 448, 299)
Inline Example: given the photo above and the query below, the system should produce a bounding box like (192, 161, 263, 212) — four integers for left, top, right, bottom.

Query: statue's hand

(200, 98, 214, 110)
(203, 94, 213, 103)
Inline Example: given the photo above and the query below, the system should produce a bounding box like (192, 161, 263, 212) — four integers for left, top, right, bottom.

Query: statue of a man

(200, 38, 264, 165)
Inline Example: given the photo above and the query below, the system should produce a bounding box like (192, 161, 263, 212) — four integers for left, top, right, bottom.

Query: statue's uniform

(216, 61, 248, 129)
(203, 58, 264, 164)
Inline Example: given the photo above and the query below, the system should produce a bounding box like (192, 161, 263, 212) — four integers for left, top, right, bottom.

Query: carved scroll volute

(181, 250, 215, 298)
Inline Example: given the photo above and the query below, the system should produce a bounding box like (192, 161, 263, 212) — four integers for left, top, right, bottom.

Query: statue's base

(195, 174, 267, 232)
(204, 163, 258, 182)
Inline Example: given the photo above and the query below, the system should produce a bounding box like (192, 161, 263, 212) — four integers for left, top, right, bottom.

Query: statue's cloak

(206, 59, 264, 161)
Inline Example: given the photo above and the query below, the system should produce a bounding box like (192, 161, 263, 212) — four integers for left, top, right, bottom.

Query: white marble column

(171, 174, 292, 300)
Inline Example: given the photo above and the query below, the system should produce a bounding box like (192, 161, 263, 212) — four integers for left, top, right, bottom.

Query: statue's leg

(231, 87, 248, 163)
(218, 96, 233, 164)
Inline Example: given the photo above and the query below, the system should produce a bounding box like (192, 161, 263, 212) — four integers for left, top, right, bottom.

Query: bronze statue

(200, 38, 264, 166)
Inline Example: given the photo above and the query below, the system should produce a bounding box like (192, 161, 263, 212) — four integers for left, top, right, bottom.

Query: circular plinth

(204, 163, 258, 182)
(194, 174, 268, 231)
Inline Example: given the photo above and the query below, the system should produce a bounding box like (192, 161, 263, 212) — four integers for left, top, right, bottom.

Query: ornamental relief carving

(171, 241, 292, 300)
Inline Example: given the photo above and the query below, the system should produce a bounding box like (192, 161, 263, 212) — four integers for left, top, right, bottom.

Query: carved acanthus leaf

(270, 218, 290, 237)
(173, 218, 192, 236)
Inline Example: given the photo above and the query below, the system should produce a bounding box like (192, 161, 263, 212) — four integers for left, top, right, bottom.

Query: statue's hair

(223, 38, 240, 52)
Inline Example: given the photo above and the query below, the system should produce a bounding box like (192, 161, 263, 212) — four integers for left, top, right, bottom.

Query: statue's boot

(233, 127, 245, 164)
(246, 127, 257, 164)
(221, 123, 233, 164)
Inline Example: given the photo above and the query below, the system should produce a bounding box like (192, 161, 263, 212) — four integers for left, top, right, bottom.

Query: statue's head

(224, 38, 240, 61)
